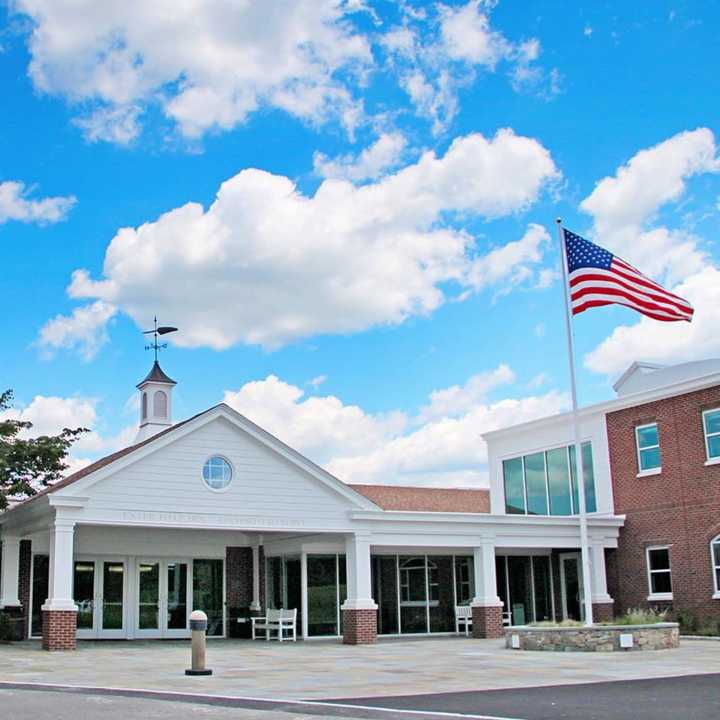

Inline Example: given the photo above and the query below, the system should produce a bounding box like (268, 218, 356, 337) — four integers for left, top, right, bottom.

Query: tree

(0, 390, 87, 511)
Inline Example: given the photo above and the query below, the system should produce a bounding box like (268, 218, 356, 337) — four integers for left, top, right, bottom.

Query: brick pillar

(472, 605, 504, 639)
(42, 610, 77, 651)
(342, 608, 377, 644)
(592, 602, 615, 624)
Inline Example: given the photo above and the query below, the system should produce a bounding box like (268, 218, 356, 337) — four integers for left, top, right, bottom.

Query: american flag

(564, 229, 694, 322)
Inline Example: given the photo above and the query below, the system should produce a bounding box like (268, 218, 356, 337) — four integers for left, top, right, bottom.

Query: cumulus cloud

(13, 0, 371, 142)
(38, 300, 117, 361)
(0, 394, 136, 482)
(223, 369, 568, 487)
(585, 266, 720, 375)
(39, 129, 559, 356)
(580, 127, 719, 283)
(582, 129, 720, 376)
(0, 180, 75, 225)
(313, 132, 407, 181)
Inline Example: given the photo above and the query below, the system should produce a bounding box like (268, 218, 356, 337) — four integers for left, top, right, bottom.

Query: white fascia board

(48, 496, 89, 509)
(52, 403, 378, 512)
(483, 372, 720, 442)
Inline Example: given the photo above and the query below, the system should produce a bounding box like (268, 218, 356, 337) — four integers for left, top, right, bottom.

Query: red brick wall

(42, 610, 77, 651)
(342, 608, 377, 644)
(606, 384, 720, 623)
(226, 547, 253, 608)
(472, 605, 504, 638)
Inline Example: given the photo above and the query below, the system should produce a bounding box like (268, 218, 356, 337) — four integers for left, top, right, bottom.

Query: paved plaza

(1, 637, 719, 709)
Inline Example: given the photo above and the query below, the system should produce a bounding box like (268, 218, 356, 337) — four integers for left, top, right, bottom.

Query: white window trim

(702, 408, 720, 462)
(711, 535, 720, 599)
(645, 545, 672, 601)
(636, 422, 661, 474)
(201, 455, 234, 493)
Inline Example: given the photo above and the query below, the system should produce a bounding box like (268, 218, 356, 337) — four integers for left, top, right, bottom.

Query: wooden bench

(251, 608, 297, 642)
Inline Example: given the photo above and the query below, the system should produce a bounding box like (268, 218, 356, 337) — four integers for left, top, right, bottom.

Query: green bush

(530, 619, 583, 628)
(0, 613, 11, 642)
(676, 610, 720, 636)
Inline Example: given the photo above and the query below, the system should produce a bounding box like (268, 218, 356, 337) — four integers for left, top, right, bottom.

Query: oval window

(202, 456, 233, 491)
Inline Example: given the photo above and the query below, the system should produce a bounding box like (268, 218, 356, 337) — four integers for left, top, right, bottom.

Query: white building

(0, 361, 624, 649)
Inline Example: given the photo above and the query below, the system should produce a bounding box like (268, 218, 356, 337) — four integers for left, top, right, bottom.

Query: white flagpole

(556, 218, 594, 626)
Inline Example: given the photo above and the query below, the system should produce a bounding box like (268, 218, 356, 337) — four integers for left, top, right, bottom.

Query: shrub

(610, 607, 667, 625)
(0, 612, 13, 642)
(676, 611, 720, 636)
(530, 619, 583, 628)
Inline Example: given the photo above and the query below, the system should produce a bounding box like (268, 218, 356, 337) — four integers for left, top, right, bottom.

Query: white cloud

(382, 1, 557, 133)
(0, 395, 136, 485)
(0, 180, 76, 224)
(584, 266, 720, 375)
(307, 375, 328, 389)
(224, 369, 569, 488)
(38, 300, 117, 361)
(584, 25, 593, 37)
(418, 364, 515, 421)
(582, 129, 720, 376)
(313, 132, 407, 181)
(41, 129, 559, 354)
(13, 0, 371, 142)
(580, 127, 719, 283)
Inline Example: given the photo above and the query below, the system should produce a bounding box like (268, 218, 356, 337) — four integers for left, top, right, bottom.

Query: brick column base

(42, 610, 77, 651)
(342, 608, 377, 644)
(472, 605, 504, 639)
(591, 602, 615, 624)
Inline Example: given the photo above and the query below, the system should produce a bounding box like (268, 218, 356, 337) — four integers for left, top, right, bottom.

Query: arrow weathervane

(143, 316, 178, 362)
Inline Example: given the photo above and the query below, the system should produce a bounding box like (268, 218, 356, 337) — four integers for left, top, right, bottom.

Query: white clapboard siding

(80, 417, 359, 527)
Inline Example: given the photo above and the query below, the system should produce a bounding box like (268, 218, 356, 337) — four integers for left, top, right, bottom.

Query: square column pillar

(249, 543, 262, 613)
(42, 519, 77, 651)
(471, 541, 504, 639)
(341, 533, 377, 644)
(0, 535, 22, 608)
(590, 544, 614, 623)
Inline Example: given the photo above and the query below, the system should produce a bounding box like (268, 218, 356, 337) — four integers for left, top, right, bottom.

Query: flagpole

(556, 218, 594, 626)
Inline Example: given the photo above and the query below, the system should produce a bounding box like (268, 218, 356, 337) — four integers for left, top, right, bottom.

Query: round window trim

(202, 455, 233, 492)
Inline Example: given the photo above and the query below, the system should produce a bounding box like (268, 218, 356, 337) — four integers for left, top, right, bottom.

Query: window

(636, 423, 661, 473)
(153, 390, 168, 417)
(703, 409, 720, 461)
(646, 546, 672, 599)
(712, 537, 720, 597)
(503, 442, 597, 516)
(141, 392, 148, 420)
(202, 456, 233, 490)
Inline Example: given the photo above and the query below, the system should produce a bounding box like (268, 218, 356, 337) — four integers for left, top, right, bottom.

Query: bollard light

(185, 609, 213, 676)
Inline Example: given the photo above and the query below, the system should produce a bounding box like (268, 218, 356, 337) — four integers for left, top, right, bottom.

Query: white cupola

(135, 360, 176, 443)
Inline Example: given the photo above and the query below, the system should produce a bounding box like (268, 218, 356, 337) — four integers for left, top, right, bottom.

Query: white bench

(455, 605, 473, 636)
(251, 608, 297, 642)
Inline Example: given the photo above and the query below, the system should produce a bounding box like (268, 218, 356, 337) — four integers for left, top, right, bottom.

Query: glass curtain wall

(503, 442, 597, 516)
(371, 554, 470, 635)
(495, 554, 555, 625)
(264, 555, 303, 634)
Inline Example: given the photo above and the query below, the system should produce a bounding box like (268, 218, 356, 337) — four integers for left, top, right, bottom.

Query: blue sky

(1, 0, 719, 487)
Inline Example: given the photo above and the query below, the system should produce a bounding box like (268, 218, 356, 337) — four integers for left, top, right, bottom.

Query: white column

(300, 551, 309, 639)
(0, 536, 22, 608)
(590, 544, 613, 604)
(250, 544, 261, 612)
(42, 520, 78, 612)
(471, 541, 503, 607)
(341, 533, 377, 610)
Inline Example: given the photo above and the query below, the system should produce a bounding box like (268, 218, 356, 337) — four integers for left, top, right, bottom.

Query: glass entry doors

(136, 560, 191, 638)
(560, 553, 584, 621)
(74, 558, 126, 639)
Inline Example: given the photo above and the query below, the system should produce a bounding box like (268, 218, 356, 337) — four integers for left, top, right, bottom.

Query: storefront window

(454, 556, 474, 605)
(372, 556, 399, 635)
(31, 554, 49, 637)
(307, 555, 340, 637)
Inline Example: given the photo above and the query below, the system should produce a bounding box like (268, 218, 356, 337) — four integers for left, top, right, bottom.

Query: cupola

(135, 360, 176, 442)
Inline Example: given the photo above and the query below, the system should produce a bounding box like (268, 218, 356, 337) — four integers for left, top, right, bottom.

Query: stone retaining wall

(505, 623, 679, 652)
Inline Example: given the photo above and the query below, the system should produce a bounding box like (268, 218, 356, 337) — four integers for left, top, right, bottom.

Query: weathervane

(143, 316, 178, 362)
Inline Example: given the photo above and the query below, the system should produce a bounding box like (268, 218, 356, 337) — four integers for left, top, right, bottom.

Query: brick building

(485, 358, 720, 627)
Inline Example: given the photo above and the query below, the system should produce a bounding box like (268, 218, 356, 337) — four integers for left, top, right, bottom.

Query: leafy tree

(0, 390, 87, 511)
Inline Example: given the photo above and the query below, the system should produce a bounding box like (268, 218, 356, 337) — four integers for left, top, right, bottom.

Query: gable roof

(348, 484, 490, 513)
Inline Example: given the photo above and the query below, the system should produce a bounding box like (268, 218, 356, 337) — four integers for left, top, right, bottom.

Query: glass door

(136, 560, 190, 638)
(99, 560, 126, 638)
(560, 553, 584, 621)
(74, 560, 96, 638)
